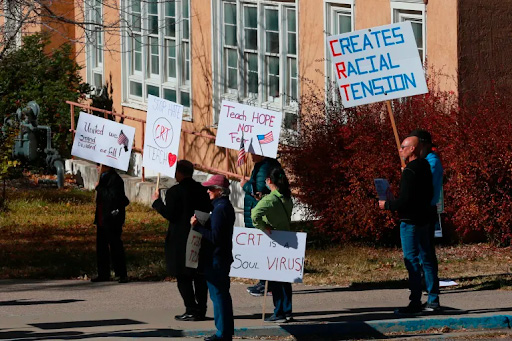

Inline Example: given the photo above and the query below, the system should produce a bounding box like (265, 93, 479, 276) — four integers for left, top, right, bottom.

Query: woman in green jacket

(251, 167, 294, 323)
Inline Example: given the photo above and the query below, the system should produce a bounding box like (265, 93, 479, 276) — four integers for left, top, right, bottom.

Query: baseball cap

(202, 174, 230, 189)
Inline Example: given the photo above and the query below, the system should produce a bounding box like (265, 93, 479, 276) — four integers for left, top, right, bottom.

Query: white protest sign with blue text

(229, 227, 307, 283)
(327, 21, 428, 107)
(71, 112, 135, 171)
(215, 100, 282, 159)
(142, 95, 184, 178)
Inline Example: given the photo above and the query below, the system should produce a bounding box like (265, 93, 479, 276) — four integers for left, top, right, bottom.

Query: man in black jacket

(93, 165, 130, 283)
(379, 136, 439, 315)
(152, 160, 212, 321)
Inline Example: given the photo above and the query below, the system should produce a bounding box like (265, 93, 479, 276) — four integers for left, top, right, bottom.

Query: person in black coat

(92, 164, 130, 283)
(152, 160, 212, 321)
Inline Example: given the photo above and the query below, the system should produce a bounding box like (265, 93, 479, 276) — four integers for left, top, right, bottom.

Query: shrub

(0, 33, 84, 157)
(283, 77, 512, 246)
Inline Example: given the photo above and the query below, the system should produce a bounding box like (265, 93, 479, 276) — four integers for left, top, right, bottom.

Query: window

(123, 0, 191, 117)
(391, 1, 426, 63)
(325, 1, 354, 102)
(213, 0, 298, 129)
(85, 0, 104, 95)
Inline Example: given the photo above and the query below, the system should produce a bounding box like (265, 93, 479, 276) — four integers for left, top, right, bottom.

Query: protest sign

(71, 112, 135, 171)
(229, 227, 307, 283)
(185, 229, 202, 269)
(215, 100, 282, 159)
(142, 95, 184, 178)
(374, 178, 394, 201)
(326, 21, 428, 108)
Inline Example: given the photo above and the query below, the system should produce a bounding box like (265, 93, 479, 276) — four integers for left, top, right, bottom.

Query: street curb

(180, 314, 512, 339)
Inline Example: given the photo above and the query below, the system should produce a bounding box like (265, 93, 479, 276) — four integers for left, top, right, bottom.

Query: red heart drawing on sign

(168, 152, 177, 167)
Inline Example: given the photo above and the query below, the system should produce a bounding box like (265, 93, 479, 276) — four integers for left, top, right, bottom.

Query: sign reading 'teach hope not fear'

(142, 95, 184, 178)
(215, 100, 283, 159)
(229, 227, 307, 284)
(71, 112, 135, 171)
(326, 21, 428, 108)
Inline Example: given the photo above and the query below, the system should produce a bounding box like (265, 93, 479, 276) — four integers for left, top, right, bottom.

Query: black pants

(176, 272, 208, 316)
(96, 225, 127, 278)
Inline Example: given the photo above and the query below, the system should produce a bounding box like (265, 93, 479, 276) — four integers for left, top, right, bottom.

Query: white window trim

(121, 0, 193, 121)
(323, 0, 354, 103)
(211, 0, 299, 130)
(391, 2, 427, 62)
(85, 0, 104, 96)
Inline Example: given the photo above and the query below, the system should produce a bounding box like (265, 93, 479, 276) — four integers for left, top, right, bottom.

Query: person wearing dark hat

(92, 164, 129, 283)
(151, 160, 212, 321)
(409, 129, 443, 312)
(190, 174, 235, 341)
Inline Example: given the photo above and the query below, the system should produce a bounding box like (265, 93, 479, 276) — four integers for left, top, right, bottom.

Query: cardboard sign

(142, 95, 184, 178)
(327, 22, 428, 108)
(229, 227, 307, 284)
(71, 112, 135, 171)
(215, 100, 282, 159)
(185, 229, 202, 269)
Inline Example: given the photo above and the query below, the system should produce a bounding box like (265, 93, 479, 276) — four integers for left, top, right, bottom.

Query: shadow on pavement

(30, 318, 146, 330)
(0, 299, 84, 306)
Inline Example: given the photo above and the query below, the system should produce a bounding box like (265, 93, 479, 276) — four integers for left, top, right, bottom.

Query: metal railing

(67, 101, 245, 182)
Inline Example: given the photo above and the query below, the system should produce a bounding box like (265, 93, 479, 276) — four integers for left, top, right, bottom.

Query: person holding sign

(92, 165, 129, 283)
(378, 136, 438, 315)
(190, 175, 235, 341)
(241, 153, 281, 296)
(152, 160, 212, 321)
(251, 167, 294, 323)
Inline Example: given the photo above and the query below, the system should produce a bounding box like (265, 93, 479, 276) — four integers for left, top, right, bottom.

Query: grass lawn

(1, 184, 511, 290)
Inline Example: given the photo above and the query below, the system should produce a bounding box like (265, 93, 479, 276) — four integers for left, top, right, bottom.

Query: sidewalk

(1, 279, 511, 340)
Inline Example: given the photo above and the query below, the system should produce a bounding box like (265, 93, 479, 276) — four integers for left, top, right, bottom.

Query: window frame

(121, 0, 192, 120)
(212, 0, 299, 130)
(85, 0, 104, 95)
(324, 0, 354, 103)
(391, 1, 427, 63)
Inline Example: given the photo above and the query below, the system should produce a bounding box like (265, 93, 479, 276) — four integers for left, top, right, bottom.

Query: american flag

(257, 131, 274, 144)
(237, 136, 246, 167)
(117, 130, 129, 152)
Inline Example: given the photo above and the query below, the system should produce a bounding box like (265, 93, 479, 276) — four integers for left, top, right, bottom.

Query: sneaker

(249, 287, 264, 297)
(394, 302, 423, 316)
(246, 282, 264, 293)
(264, 314, 287, 323)
(423, 302, 441, 312)
(285, 315, 294, 322)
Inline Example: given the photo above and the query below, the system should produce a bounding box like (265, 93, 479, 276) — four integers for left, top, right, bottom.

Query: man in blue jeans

(379, 135, 439, 315)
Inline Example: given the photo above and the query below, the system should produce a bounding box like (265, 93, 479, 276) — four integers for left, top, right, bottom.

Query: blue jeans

(268, 281, 292, 317)
(400, 222, 440, 305)
(204, 264, 234, 339)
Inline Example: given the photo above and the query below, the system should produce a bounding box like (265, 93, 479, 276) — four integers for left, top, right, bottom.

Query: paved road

(1, 279, 511, 340)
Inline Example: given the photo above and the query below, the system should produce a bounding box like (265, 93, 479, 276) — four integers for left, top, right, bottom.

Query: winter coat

(94, 169, 129, 228)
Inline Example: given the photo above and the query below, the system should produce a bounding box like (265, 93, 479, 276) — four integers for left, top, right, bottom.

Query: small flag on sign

(117, 130, 129, 152)
(257, 131, 274, 144)
(237, 136, 246, 167)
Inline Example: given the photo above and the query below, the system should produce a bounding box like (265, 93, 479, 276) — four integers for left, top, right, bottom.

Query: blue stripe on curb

(181, 314, 512, 338)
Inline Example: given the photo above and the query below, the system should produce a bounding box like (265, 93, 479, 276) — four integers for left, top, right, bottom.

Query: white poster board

(142, 95, 184, 178)
(229, 227, 307, 283)
(215, 100, 283, 159)
(185, 230, 202, 269)
(326, 21, 428, 108)
(71, 112, 135, 171)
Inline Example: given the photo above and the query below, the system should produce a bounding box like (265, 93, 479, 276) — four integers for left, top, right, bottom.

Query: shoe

(285, 315, 294, 322)
(117, 276, 129, 283)
(423, 302, 441, 312)
(174, 313, 196, 321)
(249, 286, 272, 297)
(247, 282, 264, 293)
(394, 302, 423, 316)
(90, 276, 110, 282)
(264, 314, 287, 323)
(204, 334, 231, 341)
